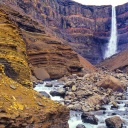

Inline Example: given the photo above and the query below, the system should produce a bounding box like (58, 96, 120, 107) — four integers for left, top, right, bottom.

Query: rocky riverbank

(34, 68, 128, 127)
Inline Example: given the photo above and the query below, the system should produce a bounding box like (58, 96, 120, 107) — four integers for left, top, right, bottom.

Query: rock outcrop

(0, 0, 128, 64)
(0, 10, 69, 128)
(0, 3, 83, 80)
(0, 0, 111, 64)
(0, 10, 31, 87)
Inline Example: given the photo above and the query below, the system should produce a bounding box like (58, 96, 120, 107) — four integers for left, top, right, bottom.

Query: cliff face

(116, 3, 128, 52)
(0, 0, 128, 64)
(0, 9, 69, 128)
(0, 9, 31, 87)
(0, 0, 112, 64)
(0, 3, 83, 80)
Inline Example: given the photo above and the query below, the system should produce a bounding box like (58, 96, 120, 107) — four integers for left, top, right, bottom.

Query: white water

(104, 6, 117, 59)
(34, 82, 128, 128)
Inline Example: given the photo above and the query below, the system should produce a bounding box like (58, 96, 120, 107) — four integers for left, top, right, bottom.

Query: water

(104, 6, 117, 59)
(34, 80, 64, 101)
(34, 82, 128, 128)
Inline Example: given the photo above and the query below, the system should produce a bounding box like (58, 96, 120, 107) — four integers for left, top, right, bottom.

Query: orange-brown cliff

(0, 4, 85, 81)
(0, 10, 69, 128)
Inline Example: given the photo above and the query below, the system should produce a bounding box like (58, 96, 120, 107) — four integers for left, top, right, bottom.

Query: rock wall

(0, 9, 69, 128)
(0, 4, 83, 80)
(0, 0, 112, 64)
(0, 9, 31, 87)
(116, 3, 128, 52)
(0, 0, 128, 64)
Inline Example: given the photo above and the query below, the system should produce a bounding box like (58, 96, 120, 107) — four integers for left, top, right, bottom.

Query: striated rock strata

(116, 3, 128, 52)
(0, 4, 84, 80)
(0, 0, 112, 64)
(0, 0, 128, 64)
(0, 10, 69, 128)
(0, 10, 31, 87)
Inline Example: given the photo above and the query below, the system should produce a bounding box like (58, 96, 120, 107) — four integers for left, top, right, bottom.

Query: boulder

(50, 88, 65, 97)
(45, 83, 53, 87)
(105, 116, 123, 128)
(39, 91, 50, 98)
(81, 113, 98, 125)
(33, 67, 50, 80)
(97, 76, 124, 92)
(64, 81, 75, 87)
(76, 124, 86, 128)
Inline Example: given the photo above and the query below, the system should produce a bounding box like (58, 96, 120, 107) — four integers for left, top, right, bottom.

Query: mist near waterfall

(104, 6, 117, 59)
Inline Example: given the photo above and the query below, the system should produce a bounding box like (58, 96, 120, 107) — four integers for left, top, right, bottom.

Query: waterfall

(104, 6, 117, 59)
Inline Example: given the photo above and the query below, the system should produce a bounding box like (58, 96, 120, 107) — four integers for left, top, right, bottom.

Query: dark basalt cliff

(0, 0, 128, 64)
(116, 3, 128, 52)
(0, 0, 111, 64)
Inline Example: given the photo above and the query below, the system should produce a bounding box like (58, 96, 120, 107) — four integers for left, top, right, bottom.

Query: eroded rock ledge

(0, 10, 69, 128)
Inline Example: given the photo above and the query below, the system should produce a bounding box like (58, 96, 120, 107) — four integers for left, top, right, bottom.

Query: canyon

(0, 0, 128, 128)
(0, 0, 128, 64)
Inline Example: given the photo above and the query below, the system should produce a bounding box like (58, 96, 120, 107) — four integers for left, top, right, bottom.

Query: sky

(73, 0, 128, 6)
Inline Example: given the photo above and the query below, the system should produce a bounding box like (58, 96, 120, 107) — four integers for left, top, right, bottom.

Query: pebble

(10, 85, 17, 90)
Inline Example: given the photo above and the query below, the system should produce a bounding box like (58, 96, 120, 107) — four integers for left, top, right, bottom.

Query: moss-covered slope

(0, 10, 69, 128)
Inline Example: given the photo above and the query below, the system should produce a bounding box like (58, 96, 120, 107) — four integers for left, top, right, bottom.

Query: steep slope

(0, 10, 69, 128)
(97, 49, 128, 73)
(0, 4, 84, 80)
(0, 10, 31, 87)
(0, 0, 128, 64)
(0, 0, 112, 64)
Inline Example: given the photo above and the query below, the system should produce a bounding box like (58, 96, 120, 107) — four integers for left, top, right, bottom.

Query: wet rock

(76, 124, 86, 128)
(105, 116, 123, 128)
(45, 83, 53, 87)
(50, 88, 65, 97)
(39, 91, 50, 98)
(81, 113, 98, 125)
(99, 107, 107, 110)
(124, 102, 128, 107)
(111, 102, 119, 110)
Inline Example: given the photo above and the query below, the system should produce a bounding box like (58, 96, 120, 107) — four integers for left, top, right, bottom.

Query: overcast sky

(73, 0, 128, 6)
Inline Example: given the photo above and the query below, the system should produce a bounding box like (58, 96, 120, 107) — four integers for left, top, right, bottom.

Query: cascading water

(104, 6, 117, 59)
(34, 81, 128, 128)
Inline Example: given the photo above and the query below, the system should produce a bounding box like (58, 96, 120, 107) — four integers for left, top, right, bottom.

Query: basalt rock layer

(0, 10, 69, 128)
(0, 0, 128, 64)
(0, 4, 84, 80)
(0, 0, 111, 64)
(116, 3, 128, 52)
